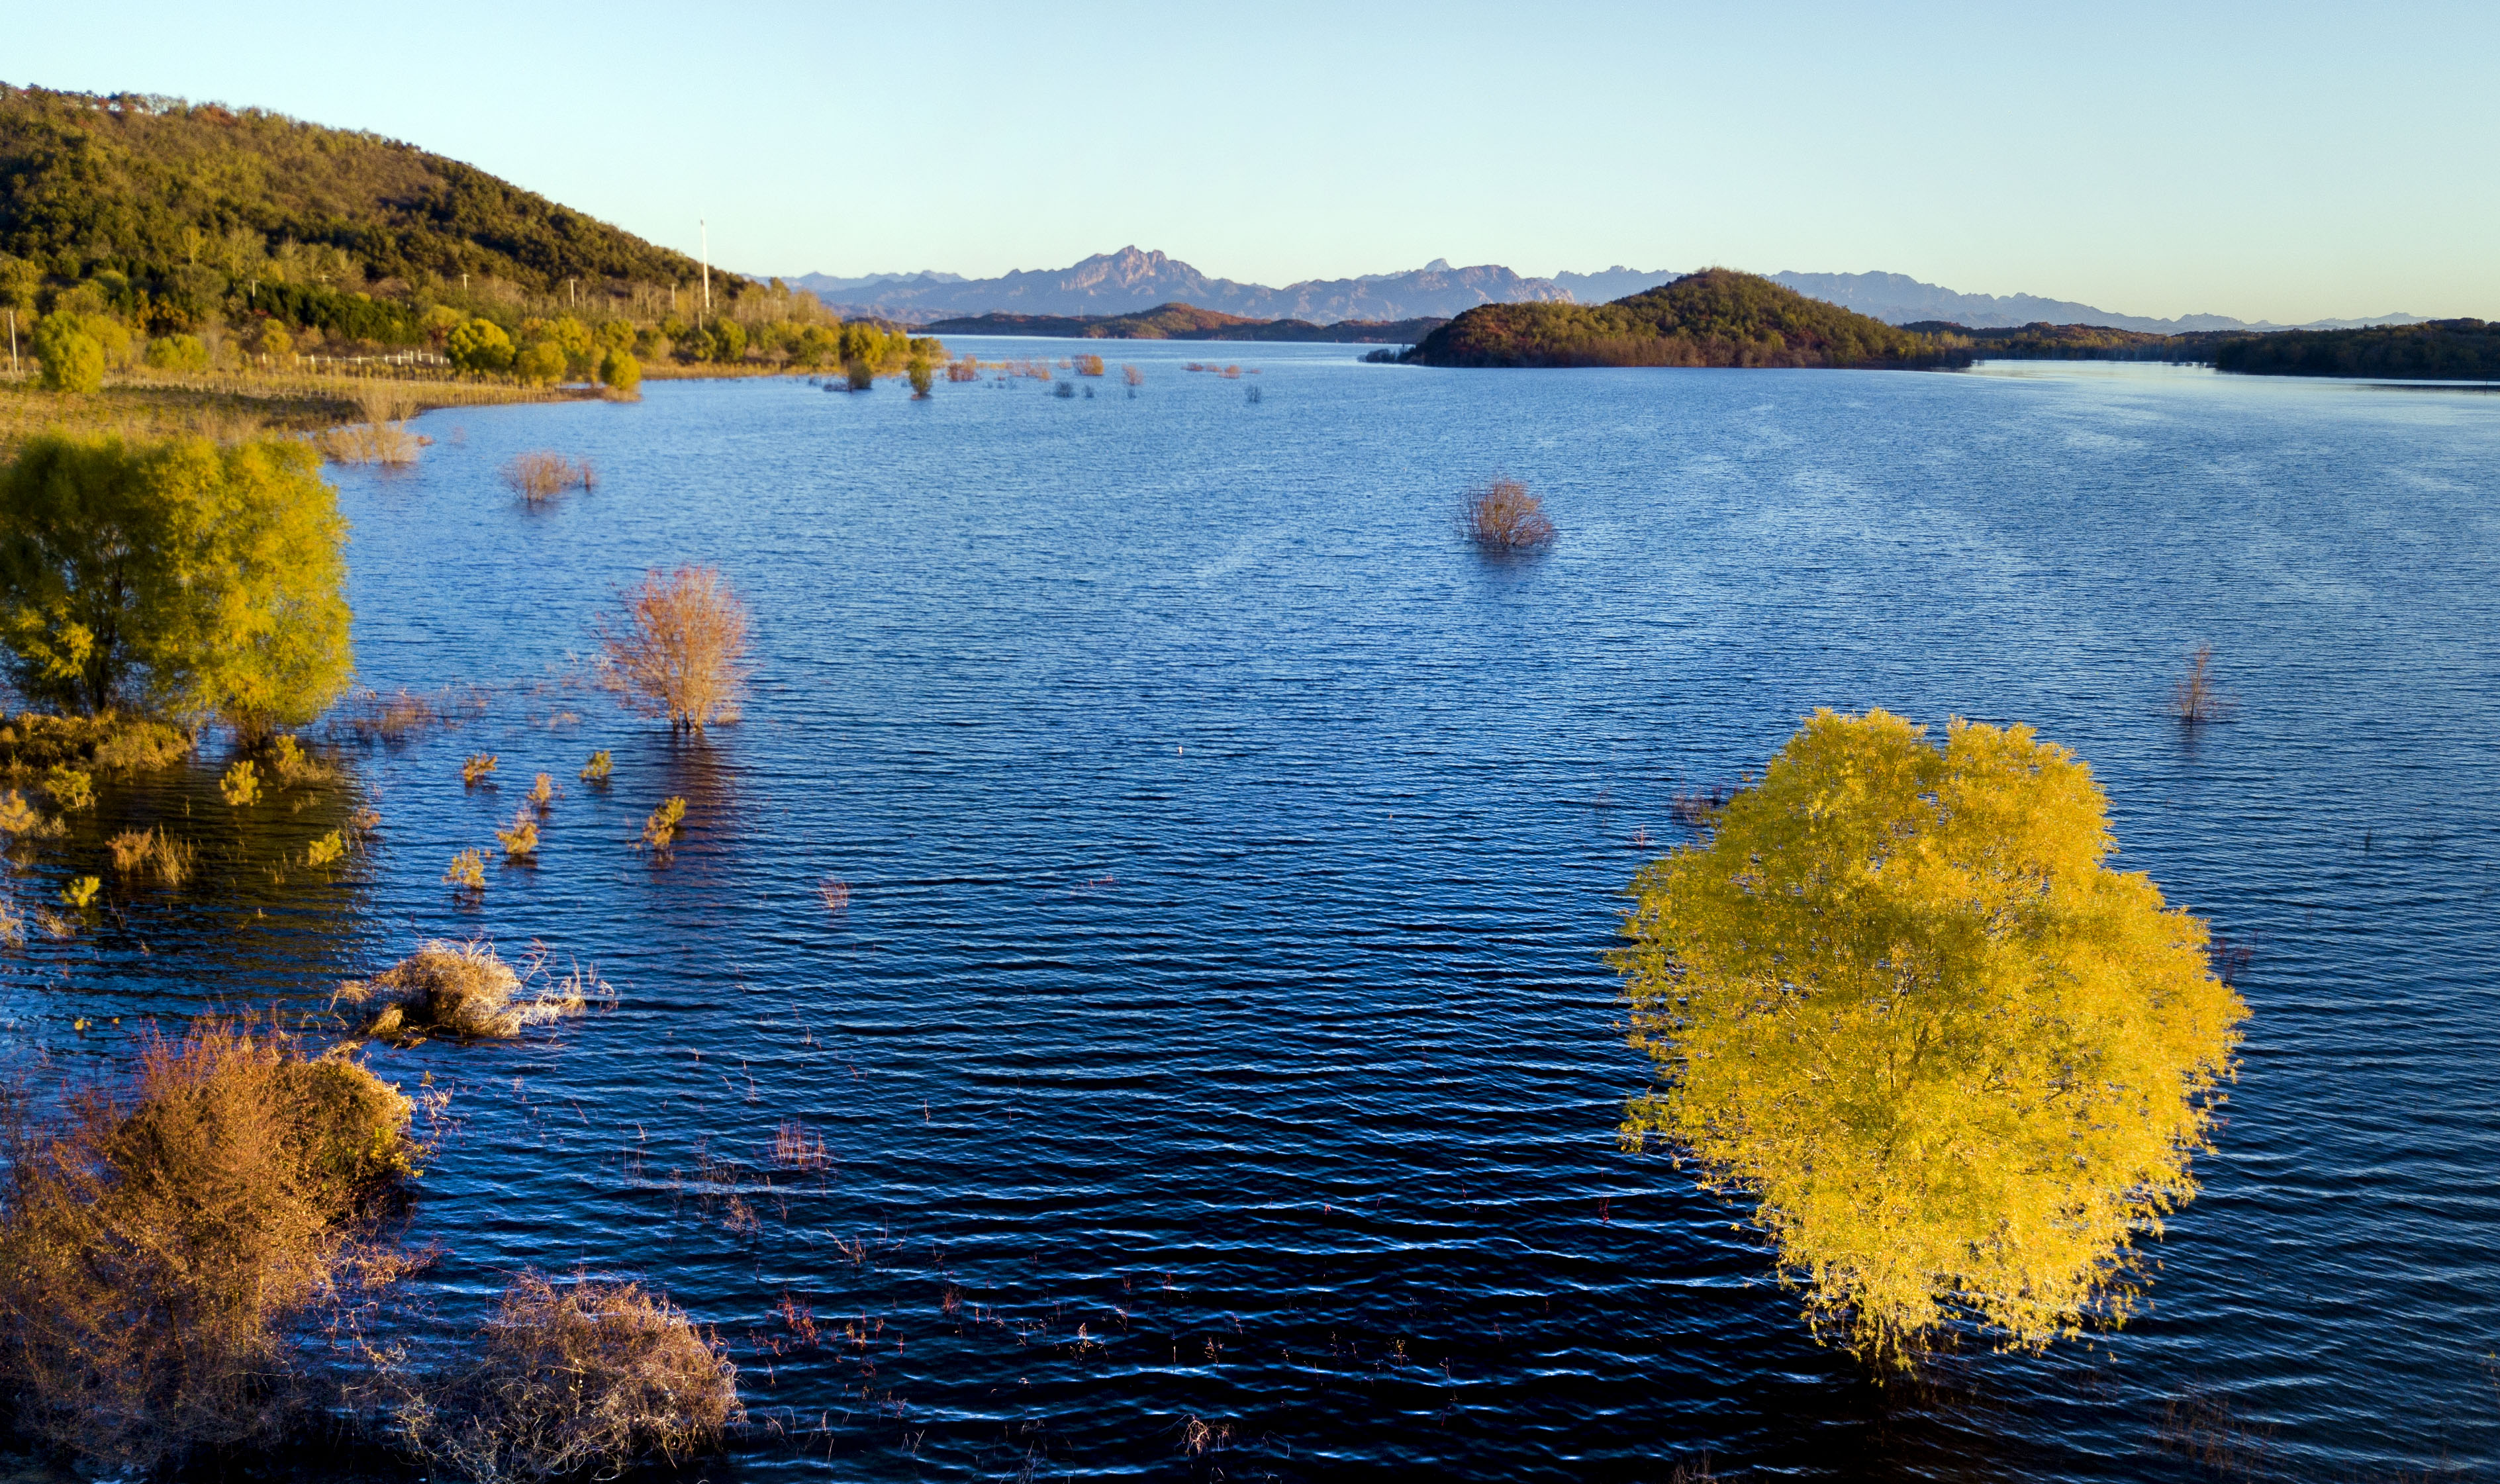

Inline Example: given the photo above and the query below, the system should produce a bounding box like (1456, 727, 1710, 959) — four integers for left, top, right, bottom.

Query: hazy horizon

(8, 0, 2495, 325)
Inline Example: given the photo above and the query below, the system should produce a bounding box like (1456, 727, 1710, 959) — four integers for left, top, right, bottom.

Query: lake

(16, 347, 2499, 1480)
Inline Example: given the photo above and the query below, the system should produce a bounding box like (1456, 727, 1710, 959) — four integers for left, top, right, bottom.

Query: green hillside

(1407, 269, 1954, 368)
(0, 85, 724, 297)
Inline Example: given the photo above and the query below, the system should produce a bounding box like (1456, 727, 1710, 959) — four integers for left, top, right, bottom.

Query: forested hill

(1406, 269, 1953, 368)
(0, 85, 728, 295)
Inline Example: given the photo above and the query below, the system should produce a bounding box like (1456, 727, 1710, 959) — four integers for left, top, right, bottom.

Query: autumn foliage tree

(594, 567, 752, 734)
(1613, 710, 2248, 1365)
(0, 434, 354, 737)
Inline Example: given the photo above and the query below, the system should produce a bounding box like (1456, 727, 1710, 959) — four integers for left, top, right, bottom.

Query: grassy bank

(0, 365, 583, 455)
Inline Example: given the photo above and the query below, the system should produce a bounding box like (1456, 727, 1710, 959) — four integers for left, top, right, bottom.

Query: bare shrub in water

(2172, 643, 2232, 725)
(334, 939, 593, 1043)
(1667, 782, 1737, 830)
(393, 1271, 741, 1483)
(594, 567, 753, 734)
(1461, 477, 1557, 553)
(503, 452, 595, 504)
(0, 1019, 421, 1474)
(340, 687, 445, 746)
(317, 391, 424, 467)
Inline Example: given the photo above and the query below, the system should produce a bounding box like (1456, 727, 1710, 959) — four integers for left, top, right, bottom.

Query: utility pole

(7, 309, 16, 377)
(700, 220, 710, 327)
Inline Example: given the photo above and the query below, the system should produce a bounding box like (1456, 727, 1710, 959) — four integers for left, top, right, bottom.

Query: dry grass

(461, 753, 499, 787)
(595, 567, 753, 734)
(1462, 477, 1558, 553)
(334, 939, 595, 1044)
(503, 451, 596, 503)
(1, 711, 192, 778)
(0, 1019, 421, 1474)
(770, 1120, 834, 1173)
(0, 369, 563, 461)
(392, 1272, 740, 1483)
(337, 688, 447, 747)
(107, 827, 195, 887)
(945, 355, 981, 383)
(819, 876, 850, 911)
(2172, 643, 2232, 724)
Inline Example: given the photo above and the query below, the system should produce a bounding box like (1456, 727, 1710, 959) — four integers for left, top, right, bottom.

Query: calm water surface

(10, 349, 2499, 1480)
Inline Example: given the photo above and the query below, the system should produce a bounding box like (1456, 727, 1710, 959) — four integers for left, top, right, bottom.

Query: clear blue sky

(9, 1, 2494, 322)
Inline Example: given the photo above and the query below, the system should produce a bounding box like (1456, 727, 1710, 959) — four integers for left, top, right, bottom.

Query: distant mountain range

(1765, 271, 2427, 334)
(788, 248, 1568, 326)
(785, 249, 2427, 335)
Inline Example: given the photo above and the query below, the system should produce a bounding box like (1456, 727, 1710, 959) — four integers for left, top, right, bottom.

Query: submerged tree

(0, 434, 354, 735)
(1614, 709, 2247, 1365)
(593, 566, 751, 734)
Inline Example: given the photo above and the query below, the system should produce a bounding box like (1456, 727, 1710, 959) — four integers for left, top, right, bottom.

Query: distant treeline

(1404, 270, 1954, 369)
(2213, 320, 2499, 379)
(1909, 318, 2500, 380)
(1903, 322, 2233, 361)
(924, 302, 1446, 344)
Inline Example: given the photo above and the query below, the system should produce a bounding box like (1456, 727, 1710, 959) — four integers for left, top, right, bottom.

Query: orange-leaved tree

(1613, 708, 2247, 1365)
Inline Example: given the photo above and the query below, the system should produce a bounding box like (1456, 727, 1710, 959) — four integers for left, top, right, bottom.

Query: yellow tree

(0, 436, 352, 735)
(1615, 709, 2246, 1364)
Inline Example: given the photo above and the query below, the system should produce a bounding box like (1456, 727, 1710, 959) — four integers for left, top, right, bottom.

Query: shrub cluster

(0, 1022, 420, 1473)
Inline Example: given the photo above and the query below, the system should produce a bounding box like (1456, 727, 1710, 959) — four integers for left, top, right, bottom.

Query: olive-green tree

(1614, 709, 2247, 1366)
(546, 315, 597, 379)
(143, 334, 210, 372)
(32, 314, 104, 393)
(445, 318, 513, 373)
(0, 435, 354, 735)
(599, 349, 640, 393)
(514, 340, 567, 386)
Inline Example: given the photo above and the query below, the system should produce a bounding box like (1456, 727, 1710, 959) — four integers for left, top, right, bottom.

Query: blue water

(13, 348, 2500, 1480)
